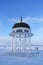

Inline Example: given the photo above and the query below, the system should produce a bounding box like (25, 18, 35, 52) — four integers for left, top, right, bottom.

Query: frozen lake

(0, 50, 43, 65)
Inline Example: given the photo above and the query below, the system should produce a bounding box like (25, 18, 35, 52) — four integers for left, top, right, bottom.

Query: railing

(0, 44, 43, 55)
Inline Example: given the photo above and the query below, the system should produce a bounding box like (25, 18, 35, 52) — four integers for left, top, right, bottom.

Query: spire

(21, 16, 22, 23)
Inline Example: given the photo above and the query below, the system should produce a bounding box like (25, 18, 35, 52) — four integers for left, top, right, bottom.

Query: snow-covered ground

(0, 47, 43, 65)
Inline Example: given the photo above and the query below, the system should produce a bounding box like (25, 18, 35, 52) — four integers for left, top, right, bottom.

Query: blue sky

(0, 0, 43, 45)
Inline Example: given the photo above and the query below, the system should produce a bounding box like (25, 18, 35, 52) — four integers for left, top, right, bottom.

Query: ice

(0, 47, 43, 65)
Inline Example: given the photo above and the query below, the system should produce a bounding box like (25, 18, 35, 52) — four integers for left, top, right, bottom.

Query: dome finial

(21, 16, 22, 23)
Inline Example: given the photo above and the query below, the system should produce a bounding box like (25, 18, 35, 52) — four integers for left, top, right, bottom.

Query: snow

(0, 49, 43, 65)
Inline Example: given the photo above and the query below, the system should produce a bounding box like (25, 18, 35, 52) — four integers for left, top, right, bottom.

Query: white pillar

(29, 36, 31, 50)
(25, 35, 26, 51)
(13, 35, 16, 53)
(10, 37, 12, 51)
(19, 34, 21, 53)
(11, 37, 13, 52)
(15, 35, 16, 53)
(23, 34, 25, 53)
(11, 35, 16, 53)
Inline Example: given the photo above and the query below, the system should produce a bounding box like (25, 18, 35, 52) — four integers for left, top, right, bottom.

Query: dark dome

(12, 22, 30, 29)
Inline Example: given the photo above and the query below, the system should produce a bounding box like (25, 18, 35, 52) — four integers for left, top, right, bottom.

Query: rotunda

(9, 17, 33, 53)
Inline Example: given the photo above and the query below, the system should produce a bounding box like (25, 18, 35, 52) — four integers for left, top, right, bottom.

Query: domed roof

(12, 17, 30, 29)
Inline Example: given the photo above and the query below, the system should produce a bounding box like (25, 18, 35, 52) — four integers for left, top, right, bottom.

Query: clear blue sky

(0, 0, 43, 44)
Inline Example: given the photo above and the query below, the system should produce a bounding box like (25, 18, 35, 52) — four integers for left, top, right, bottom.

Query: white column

(23, 34, 25, 53)
(13, 35, 16, 53)
(14, 35, 17, 53)
(11, 37, 14, 52)
(11, 37, 12, 51)
(19, 37, 20, 52)
(11, 35, 16, 53)
(29, 36, 31, 50)
(25, 35, 26, 51)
